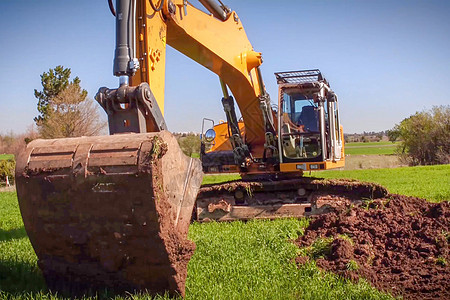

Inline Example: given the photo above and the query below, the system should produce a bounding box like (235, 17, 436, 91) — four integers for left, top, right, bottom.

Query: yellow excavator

(15, 0, 385, 297)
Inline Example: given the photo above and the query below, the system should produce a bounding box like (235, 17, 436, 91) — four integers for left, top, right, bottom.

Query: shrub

(0, 158, 15, 185)
(390, 105, 449, 165)
(178, 134, 201, 157)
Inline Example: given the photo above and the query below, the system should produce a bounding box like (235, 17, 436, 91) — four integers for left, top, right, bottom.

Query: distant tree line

(0, 126, 39, 158)
(344, 132, 387, 143)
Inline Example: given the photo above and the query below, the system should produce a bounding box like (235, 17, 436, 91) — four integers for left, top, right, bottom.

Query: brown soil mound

(295, 195, 450, 299)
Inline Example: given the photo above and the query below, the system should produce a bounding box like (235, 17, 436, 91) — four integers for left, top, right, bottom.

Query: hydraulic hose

(110, 0, 164, 19)
(108, 0, 116, 16)
(149, 0, 164, 12)
(198, 0, 228, 21)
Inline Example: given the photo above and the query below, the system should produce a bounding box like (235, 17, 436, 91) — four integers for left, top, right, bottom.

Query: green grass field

(344, 142, 397, 156)
(2, 165, 449, 299)
(345, 141, 394, 147)
(0, 192, 47, 296)
(344, 146, 396, 156)
(311, 164, 449, 202)
(0, 193, 393, 299)
(202, 173, 241, 185)
(203, 165, 449, 202)
(0, 154, 14, 161)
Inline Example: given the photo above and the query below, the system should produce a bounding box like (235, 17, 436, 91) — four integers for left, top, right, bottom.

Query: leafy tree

(387, 126, 400, 142)
(34, 66, 105, 138)
(178, 134, 201, 157)
(0, 158, 15, 185)
(392, 105, 449, 165)
(34, 65, 87, 123)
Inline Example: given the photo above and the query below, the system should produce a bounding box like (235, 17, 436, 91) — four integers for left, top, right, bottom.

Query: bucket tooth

(15, 131, 203, 297)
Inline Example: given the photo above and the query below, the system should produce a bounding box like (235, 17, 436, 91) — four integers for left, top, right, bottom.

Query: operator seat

(298, 106, 319, 132)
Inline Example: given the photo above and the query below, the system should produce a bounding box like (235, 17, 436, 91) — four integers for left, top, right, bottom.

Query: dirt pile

(295, 195, 449, 299)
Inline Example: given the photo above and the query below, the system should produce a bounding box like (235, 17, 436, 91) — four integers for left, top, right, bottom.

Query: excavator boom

(128, 0, 274, 159)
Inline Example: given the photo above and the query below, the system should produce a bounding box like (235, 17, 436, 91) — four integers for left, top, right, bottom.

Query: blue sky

(0, 0, 449, 134)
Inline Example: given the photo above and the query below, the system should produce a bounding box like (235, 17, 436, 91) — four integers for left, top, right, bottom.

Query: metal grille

(274, 69, 323, 84)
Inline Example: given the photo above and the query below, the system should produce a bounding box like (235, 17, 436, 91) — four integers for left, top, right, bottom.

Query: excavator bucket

(15, 131, 203, 297)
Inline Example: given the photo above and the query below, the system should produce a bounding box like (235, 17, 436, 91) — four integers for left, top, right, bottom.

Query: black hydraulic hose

(198, 0, 227, 21)
(149, 0, 164, 12)
(108, 0, 116, 16)
(110, 0, 164, 16)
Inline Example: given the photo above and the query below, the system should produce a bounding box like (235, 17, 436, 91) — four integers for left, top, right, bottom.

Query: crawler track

(196, 178, 388, 221)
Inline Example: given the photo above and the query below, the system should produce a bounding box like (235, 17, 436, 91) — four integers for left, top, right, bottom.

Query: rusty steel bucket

(15, 131, 203, 297)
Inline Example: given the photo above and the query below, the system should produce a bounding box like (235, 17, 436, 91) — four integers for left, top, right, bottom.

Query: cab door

(327, 96, 342, 160)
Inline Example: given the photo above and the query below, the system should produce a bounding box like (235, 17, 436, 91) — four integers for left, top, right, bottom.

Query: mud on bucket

(15, 131, 203, 297)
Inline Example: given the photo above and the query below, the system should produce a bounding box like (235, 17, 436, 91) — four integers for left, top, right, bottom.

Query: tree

(387, 126, 400, 143)
(34, 65, 87, 123)
(34, 66, 105, 138)
(392, 105, 449, 166)
(178, 134, 201, 157)
(0, 158, 15, 185)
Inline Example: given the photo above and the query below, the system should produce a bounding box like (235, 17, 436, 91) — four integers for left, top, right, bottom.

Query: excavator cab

(276, 70, 344, 172)
(200, 69, 344, 174)
(280, 95, 321, 159)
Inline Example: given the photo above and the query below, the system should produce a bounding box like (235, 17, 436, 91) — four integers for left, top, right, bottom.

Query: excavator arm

(98, 0, 276, 160)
